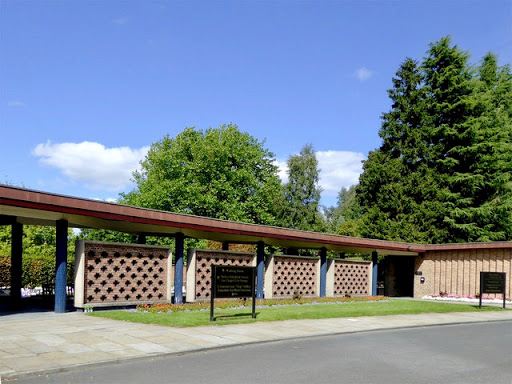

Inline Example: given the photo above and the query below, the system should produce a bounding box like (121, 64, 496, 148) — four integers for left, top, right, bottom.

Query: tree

(281, 144, 325, 232)
(358, 57, 445, 242)
(0, 225, 77, 287)
(442, 53, 512, 241)
(122, 124, 284, 226)
(356, 37, 512, 243)
(78, 228, 139, 244)
(325, 185, 362, 237)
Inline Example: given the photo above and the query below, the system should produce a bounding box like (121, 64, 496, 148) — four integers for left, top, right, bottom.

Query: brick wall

(75, 240, 172, 308)
(328, 259, 371, 297)
(186, 249, 256, 302)
(414, 249, 512, 299)
(264, 255, 320, 299)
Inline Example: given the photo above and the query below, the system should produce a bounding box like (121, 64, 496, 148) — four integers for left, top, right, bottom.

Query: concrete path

(1, 309, 511, 380)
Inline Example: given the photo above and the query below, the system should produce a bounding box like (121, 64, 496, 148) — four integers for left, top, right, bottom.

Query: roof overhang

(4, 185, 505, 256)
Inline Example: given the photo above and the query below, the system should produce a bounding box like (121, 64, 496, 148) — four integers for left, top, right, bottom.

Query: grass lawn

(90, 299, 507, 327)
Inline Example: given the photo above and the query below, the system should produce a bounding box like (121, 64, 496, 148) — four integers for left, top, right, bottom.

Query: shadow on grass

(470, 305, 508, 310)
(212, 312, 260, 322)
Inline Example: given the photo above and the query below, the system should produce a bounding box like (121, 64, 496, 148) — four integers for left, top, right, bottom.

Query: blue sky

(1, 0, 511, 208)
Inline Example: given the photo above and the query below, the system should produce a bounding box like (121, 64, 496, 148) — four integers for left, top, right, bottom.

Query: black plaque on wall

(480, 272, 506, 309)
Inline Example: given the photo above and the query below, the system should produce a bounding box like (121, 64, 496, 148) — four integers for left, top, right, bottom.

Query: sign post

(210, 266, 257, 321)
(479, 272, 506, 309)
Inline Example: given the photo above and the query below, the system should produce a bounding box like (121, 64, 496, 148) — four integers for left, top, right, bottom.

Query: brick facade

(413, 249, 512, 299)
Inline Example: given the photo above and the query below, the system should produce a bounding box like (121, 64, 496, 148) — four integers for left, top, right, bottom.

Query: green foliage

(78, 228, 139, 244)
(442, 53, 512, 241)
(0, 225, 76, 287)
(0, 254, 9, 286)
(122, 124, 284, 226)
(281, 144, 325, 231)
(325, 185, 362, 236)
(356, 36, 512, 243)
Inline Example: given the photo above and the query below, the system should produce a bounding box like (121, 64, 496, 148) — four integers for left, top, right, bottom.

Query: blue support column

(256, 241, 265, 299)
(372, 251, 378, 296)
(319, 247, 327, 297)
(10, 222, 23, 310)
(174, 233, 184, 304)
(54, 219, 68, 313)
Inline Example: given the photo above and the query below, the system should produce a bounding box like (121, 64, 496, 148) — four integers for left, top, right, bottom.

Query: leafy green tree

(356, 37, 512, 243)
(442, 53, 512, 241)
(358, 57, 444, 242)
(78, 228, 138, 244)
(281, 144, 325, 232)
(0, 225, 77, 287)
(122, 124, 284, 226)
(325, 185, 362, 236)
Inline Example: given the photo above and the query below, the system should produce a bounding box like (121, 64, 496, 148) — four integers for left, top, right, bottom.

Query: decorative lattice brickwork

(193, 250, 255, 300)
(81, 242, 170, 305)
(272, 256, 318, 298)
(333, 260, 370, 296)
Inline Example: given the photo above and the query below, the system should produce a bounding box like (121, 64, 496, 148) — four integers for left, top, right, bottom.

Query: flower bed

(422, 294, 511, 305)
(136, 296, 388, 314)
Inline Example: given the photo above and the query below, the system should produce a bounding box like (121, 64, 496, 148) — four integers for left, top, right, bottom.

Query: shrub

(0, 254, 10, 286)
(0, 253, 75, 288)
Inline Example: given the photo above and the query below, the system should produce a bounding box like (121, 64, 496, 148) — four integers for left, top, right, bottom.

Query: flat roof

(1, 185, 510, 255)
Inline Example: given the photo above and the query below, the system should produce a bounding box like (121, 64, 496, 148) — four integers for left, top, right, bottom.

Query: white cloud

(274, 159, 289, 183)
(92, 197, 119, 203)
(316, 151, 365, 196)
(354, 67, 374, 82)
(32, 141, 149, 192)
(7, 100, 25, 107)
(275, 150, 365, 198)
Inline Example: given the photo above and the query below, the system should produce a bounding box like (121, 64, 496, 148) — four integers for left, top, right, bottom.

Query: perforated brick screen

(272, 256, 318, 298)
(333, 260, 371, 296)
(80, 242, 170, 305)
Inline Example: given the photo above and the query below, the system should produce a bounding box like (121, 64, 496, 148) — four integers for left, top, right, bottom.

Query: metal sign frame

(210, 265, 256, 321)
(479, 272, 506, 309)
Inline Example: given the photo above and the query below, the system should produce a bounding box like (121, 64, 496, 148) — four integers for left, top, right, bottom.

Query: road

(12, 321, 512, 384)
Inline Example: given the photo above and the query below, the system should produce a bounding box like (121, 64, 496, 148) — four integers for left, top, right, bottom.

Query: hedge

(0, 254, 9, 287)
(0, 254, 75, 288)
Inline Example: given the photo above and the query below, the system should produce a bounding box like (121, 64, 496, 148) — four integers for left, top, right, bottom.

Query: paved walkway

(1, 309, 511, 380)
